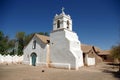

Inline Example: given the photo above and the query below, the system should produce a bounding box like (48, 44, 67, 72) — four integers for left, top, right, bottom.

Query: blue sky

(0, 0, 120, 50)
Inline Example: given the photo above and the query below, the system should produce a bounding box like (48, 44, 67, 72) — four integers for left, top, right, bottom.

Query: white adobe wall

(0, 54, 23, 64)
(65, 30, 83, 68)
(23, 36, 48, 65)
(50, 29, 83, 70)
(87, 58, 95, 65)
(85, 55, 95, 66)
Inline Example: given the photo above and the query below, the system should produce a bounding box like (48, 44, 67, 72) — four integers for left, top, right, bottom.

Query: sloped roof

(98, 50, 110, 55)
(23, 34, 49, 50)
(93, 46, 101, 53)
(81, 44, 101, 53)
(35, 34, 49, 44)
(81, 44, 92, 53)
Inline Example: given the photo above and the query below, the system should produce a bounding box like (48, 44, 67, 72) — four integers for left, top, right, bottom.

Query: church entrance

(31, 53, 37, 66)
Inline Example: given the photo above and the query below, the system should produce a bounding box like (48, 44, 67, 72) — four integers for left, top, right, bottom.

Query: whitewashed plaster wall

(0, 54, 23, 64)
(50, 29, 83, 70)
(85, 54, 95, 66)
(23, 36, 48, 65)
(87, 58, 95, 65)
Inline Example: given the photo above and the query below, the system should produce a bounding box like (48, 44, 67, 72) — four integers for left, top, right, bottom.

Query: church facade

(23, 34, 50, 66)
(23, 8, 97, 70)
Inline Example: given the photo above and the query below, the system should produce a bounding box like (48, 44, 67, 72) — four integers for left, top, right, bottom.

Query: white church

(23, 8, 97, 70)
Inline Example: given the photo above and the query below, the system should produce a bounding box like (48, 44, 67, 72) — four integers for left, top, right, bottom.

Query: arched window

(33, 40, 36, 49)
(67, 20, 69, 29)
(57, 20, 60, 28)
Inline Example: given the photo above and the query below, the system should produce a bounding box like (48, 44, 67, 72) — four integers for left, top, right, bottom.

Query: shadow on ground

(102, 63, 120, 79)
(103, 70, 120, 78)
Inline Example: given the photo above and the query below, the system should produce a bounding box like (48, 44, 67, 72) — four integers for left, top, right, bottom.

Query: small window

(47, 40, 50, 43)
(33, 40, 36, 49)
(57, 20, 60, 28)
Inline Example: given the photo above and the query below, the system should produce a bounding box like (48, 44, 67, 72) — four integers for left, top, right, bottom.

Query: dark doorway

(83, 53, 87, 66)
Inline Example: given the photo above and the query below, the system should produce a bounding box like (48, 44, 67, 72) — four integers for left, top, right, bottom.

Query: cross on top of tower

(62, 7, 65, 13)
(61, 7, 65, 14)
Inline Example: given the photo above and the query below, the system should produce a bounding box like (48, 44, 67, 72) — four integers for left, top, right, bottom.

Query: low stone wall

(0, 54, 23, 64)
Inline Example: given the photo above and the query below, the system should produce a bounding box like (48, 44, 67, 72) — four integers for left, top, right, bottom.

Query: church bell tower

(50, 8, 83, 70)
(53, 7, 72, 31)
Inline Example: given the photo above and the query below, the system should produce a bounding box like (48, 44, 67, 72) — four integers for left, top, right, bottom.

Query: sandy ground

(0, 63, 119, 80)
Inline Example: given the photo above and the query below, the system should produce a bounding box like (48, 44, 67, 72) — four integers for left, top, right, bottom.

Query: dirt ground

(0, 63, 120, 80)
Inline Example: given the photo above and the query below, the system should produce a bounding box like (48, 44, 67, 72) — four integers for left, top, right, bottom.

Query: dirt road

(0, 63, 119, 80)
